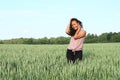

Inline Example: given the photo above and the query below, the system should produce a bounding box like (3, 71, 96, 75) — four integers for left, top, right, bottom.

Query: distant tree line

(0, 37, 70, 44)
(0, 32, 120, 44)
(85, 32, 120, 43)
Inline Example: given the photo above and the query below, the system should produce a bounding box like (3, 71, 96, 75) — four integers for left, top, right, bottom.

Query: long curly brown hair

(69, 18, 83, 36)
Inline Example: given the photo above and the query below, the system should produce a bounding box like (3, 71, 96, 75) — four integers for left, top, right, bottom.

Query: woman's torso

(68, 29, 85, 51)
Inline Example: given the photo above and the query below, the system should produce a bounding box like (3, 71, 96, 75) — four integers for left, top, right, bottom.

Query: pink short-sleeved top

(68, 29, 85, 51)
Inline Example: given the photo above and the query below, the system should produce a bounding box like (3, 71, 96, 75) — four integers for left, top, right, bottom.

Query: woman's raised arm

(74, 30, 86, 39)
(65, 23, 70, 35)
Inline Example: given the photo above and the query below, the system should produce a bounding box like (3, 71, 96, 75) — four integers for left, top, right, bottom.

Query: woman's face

(71, 20, 79, 30)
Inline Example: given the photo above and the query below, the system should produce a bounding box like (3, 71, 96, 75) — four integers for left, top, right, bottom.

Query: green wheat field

(0, 43, 120, 80)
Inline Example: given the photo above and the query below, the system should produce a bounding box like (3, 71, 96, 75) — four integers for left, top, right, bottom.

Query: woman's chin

(75, 28, 78, 30)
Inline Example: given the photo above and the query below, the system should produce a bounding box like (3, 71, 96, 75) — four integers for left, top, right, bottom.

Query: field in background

(0, 43, 120, 80)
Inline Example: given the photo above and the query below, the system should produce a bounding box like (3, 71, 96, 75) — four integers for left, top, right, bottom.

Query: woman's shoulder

(77, 28, 86, 37)
(80, 28, 86, 33)
(81, 28, 84, 30)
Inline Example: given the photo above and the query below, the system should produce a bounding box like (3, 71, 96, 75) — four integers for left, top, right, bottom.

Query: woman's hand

(76, 25, 81, 34)
(74, 25, 86, 39)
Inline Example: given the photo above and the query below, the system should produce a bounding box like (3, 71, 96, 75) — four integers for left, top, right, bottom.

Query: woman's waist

(68, 43, 83, 50)
(67, 49, 82, 52)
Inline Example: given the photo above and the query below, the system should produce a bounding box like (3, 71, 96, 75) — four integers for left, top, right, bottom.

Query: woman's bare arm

(65, 24, 70, 35)
(74, 30, 86, 39)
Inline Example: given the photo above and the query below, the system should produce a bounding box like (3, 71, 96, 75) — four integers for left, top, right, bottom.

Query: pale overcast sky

(0, 0, 120, 39)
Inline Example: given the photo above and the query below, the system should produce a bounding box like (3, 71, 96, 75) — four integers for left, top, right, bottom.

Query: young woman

(65, 18, 86, 63)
